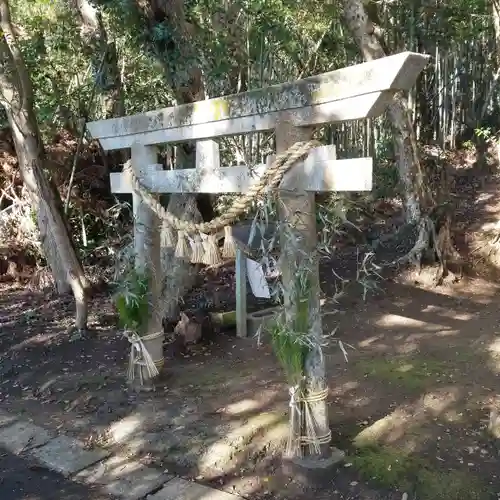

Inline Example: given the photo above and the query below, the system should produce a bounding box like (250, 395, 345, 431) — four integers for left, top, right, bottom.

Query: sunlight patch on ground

(344, 395, 372, 408)
(442, 408, 464, 423)
(108, 413, 143, 445)
(419, 387, 460, 416)
(354, 388, 459, 449)
(397, 363, 414, 373)
(375, 314, 445, 332)
(358, 335, 385, 348)
(218, 390, 277, 416)
(434, 329, 460, 337)
(392, 298, 414, 307)
(198, 411, 287, 475)
(221, 398, 262, 416)
(220, 474, 264, 498)
(414, 279, 498, 305)
(330, 380, 359, 397)
(11, 332, 60, 350)
(354, 408, 416, 447)
(394, 335, 425, 354)
(487, 337, 500, 373)
(420, 305, 474, 321)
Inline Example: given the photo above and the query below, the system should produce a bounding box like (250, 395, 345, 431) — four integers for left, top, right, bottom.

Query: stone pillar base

(282, 448, 345, 486)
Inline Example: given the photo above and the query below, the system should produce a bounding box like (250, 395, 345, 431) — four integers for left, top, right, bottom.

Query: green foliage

(416, 469, 490, 500)
(352, 445, 490, 500)
(8, 0, 170, 134)
(269, 319, 308, 387)
(2, 0, 498, 270)
(354, 356, 448, 392)
(475, 126, 493, 140)
(268, 276, 312, 386)
(373, 161, 400, 200)
(29, 208, 37, 226)
(352, 445, 417, 490)
(114, 267, 150, 335)
(11, 0, 89, 133)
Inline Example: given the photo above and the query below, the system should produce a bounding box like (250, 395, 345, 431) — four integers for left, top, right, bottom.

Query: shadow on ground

(2, 165, 500, 499)
(2, 271, 500, 499)
(0, 446, 112, 500)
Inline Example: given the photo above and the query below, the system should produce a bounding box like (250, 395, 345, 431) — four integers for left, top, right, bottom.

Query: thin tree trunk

(0, 0, 90, 328)
(71, 0, 126, 167)
(36, 194, 70, 294)
(133, 0, 214, 321)
(72, 0, 124, 119)
(341, 0, 460, 281)
(340, 0, 425, 223)
(492, 1, 500, 165)
(493, 1, 500, 65)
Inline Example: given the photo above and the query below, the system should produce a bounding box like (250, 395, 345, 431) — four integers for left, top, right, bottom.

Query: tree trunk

(0, 0, 90, 328)
(36, 198, 71, 294)
(493, 1, 500, 66)
(133, 0, 213, 321)
(71, 0, 126, 166)
(72, 0, 124, 119)
(341, 0, 461, 281)
(339, 0, 460, 280)
(492, 1, 500, 166)
(340, 0, 425, 224)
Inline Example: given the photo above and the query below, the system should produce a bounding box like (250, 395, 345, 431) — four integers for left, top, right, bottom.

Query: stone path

(0, 448, 114, 500)
(0, 410, 244, 500)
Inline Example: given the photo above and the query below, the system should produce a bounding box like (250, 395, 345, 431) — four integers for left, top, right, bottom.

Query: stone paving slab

(0, 414, 246, 500)
(0, 410, 18, 428)
(31, 435, 110, 477)
(75, 454, 172, 500)
(148, 477, 243, 500)
(0, 421, 53, 454)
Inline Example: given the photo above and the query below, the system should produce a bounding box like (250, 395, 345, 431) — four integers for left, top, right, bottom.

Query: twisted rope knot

(123, 139, 319, 264)
(285, 385, 332, 457)
(124, 139, 319, 235)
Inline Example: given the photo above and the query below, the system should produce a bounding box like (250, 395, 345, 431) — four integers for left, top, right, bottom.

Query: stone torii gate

(87, 51, 429, 464)
(88, 51, 429, 337)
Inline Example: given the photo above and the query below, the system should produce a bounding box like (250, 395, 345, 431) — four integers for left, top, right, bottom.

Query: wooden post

(131, 144, 163, 347)
(235, 247, 248, 338)
(275, 119, 332, 465)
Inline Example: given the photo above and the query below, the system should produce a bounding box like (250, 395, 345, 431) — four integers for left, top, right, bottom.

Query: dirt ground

(2, 161, 500, 499)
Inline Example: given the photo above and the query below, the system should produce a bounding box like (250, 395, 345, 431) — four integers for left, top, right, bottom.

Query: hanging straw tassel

(160, 220, 176, 248)
(175, 230, 191, 260)
(190, 232, 205, 264)
(202, 233, 222, 266)
(222, 225, 237, 259)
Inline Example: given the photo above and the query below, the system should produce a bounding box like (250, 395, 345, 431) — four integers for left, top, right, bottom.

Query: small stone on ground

(31, 435, 110, 477)
(148, 478, 244, 500)
(0, 421, 53, 454)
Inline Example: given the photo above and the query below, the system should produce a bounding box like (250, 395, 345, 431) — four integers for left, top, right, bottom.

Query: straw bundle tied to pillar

(122, 140, 320, 266)
(269, 283, 332, 458)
